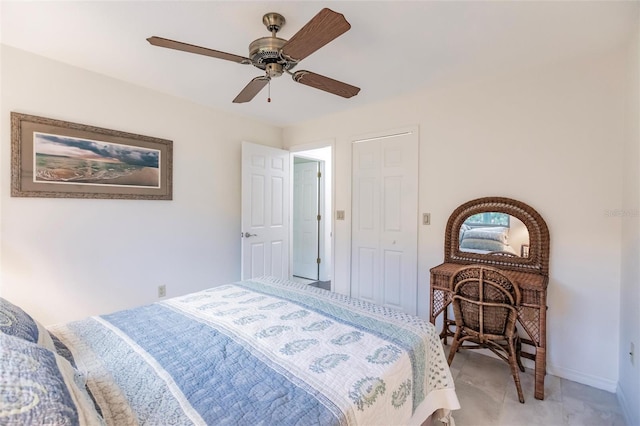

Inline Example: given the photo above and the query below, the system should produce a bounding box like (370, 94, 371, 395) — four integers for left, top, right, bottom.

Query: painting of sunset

(33, 132, 161, 188)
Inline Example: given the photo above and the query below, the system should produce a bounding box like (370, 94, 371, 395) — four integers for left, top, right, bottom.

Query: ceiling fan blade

(147, 36, 251, 64)
(281, 8, 351, 62)
(233, 76, 271, 103)
(292, 71, 360, 99)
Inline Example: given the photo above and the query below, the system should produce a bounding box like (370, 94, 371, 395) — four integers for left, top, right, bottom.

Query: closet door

(351, 129, 418, 315)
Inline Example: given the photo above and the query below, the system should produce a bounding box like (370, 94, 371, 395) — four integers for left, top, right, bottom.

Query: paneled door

(241, 141, 290, 280)
(292, 160, 320, 280)
(351, 129, 418, 315)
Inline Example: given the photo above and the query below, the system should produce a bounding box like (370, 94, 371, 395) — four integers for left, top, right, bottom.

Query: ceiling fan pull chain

(268, 80, 271, 103)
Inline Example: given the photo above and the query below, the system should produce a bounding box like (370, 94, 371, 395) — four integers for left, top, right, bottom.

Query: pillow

(0, 297, 56, 351)
(459, 238, 508, 252)
(462, 226, 509, 244)
(0, 333, 105, 425)
(459, 224, 471, 244)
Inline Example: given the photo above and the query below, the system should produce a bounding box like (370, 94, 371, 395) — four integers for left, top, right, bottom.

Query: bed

(1, 276, 460, 425)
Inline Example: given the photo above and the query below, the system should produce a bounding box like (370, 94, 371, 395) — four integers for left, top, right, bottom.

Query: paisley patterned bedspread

(50, 277, 459, 425)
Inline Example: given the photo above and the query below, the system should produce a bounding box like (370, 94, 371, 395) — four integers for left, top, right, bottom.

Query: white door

(293, 160, 320, 280)
(351, 130, 418, 315)
(241, 141, 290, 280)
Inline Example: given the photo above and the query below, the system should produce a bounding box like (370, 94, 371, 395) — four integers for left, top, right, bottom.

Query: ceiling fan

(147, 8, 361, 103)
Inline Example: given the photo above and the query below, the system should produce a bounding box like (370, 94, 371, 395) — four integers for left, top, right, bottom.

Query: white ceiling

(1, 1, 637, 127)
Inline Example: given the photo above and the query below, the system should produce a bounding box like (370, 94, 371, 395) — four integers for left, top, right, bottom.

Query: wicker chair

(447, 265, 526, 403)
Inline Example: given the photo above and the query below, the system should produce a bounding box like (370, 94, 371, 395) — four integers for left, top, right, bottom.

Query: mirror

(458, 213, 530, 257)
(444, 197, 550, 275)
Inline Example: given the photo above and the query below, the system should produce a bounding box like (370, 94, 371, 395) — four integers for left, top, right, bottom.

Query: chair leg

(516, 336, 525, 372)
(508, 337, 525, 403)
(447, 331, 462, 366)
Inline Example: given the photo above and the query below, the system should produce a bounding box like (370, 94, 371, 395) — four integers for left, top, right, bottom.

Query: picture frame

(11, 112, 172, 200)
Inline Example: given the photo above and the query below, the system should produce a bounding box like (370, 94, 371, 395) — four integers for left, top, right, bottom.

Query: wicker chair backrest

(451, 266, 521, 337)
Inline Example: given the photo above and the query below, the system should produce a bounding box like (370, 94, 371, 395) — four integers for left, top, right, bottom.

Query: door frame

(289, 140, 334, 283)
(292, 158, 321, 280)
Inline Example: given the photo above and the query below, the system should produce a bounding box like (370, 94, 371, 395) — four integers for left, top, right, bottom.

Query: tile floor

(289, 278, 627, 425)
(444, 346, 627, 426)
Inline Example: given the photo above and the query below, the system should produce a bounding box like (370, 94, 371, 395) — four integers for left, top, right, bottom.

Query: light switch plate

(336, 210, 345, 220)
(423, 213, 431, 225)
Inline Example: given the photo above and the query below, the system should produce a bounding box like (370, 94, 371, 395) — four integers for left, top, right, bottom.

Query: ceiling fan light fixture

(265, 63, 284, 78)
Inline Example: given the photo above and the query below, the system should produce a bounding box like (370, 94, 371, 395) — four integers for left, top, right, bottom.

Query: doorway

(291, 145, 332, 285)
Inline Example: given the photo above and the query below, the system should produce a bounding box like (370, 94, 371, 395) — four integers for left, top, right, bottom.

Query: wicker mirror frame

(445, 197, 550, 275)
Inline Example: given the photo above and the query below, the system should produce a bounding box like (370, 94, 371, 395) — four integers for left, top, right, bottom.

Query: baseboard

(616, 382, 639, 426)
(457, 349, 619, 393)
(546, 363, 617, 393)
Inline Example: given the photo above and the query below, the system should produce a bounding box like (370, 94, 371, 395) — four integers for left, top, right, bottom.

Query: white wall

(283, 48, 627, 391)
(507, 216, 528, 256)
(618, 13, 640, 425)
(0, 45, 282, 325)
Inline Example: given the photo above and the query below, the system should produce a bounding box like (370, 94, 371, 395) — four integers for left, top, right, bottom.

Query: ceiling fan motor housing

(248, 36, 296, 75)
(247, 12, 297, 77)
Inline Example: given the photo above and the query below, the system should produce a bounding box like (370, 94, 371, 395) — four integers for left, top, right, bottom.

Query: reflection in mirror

(458, 213, 530, 257)
(444, 196, 550, 274)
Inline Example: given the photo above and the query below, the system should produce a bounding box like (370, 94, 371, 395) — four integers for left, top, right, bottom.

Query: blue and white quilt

(50, 277, 459, 425)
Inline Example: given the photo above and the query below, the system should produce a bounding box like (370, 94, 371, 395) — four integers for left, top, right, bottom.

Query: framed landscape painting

(11, 112, 172, 200)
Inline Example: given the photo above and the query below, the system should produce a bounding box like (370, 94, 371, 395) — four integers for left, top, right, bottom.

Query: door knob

(242, 232, 257, 238)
